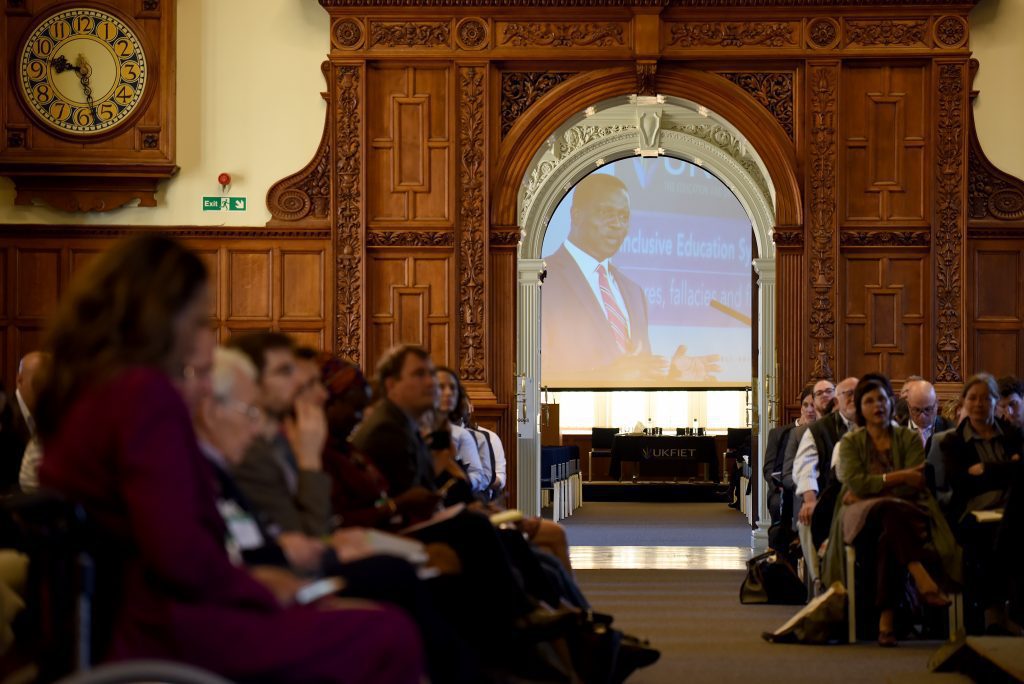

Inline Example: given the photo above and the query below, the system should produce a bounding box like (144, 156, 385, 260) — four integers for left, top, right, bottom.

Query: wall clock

(17, 7, 149, 137)
(0, 1, 176, 212)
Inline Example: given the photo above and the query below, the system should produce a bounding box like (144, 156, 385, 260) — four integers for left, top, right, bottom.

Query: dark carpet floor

(561, 502, 753, 547)
(576, 569, 940, 684)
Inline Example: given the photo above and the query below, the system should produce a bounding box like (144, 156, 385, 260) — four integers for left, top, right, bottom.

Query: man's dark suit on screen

(542, 245, 651, 385)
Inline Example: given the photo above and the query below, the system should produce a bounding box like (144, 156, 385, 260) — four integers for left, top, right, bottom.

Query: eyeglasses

(909, 405, 936, 417)
(813, 388, 835, 398)
(837, 389, 855, 398)
(218, 397, 264, 424)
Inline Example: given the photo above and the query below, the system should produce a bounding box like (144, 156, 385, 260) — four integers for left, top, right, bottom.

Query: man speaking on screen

(541, 172, 721, 387)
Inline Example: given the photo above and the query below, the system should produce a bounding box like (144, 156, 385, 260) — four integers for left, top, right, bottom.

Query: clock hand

(74, 54, 99, 123)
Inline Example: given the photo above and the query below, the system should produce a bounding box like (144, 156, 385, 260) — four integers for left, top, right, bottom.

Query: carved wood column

(933, 59, 968, 389)
(333, 61, 365, 365)
(773, 226, 804, 420)
(457, 63, 489, 393)
(806, 62, 839, 382)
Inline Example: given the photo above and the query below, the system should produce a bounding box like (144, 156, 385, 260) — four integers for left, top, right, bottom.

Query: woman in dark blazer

(935, 373, 1022, 633)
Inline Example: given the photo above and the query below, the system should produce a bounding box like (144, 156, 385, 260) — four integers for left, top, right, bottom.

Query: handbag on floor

(762, 581, 848, 644)
(739, 549, 806, 605)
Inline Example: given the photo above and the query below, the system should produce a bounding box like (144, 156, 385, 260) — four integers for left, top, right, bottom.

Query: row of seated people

(763, 373, 1023, 645)
(0, 235, 658, 684)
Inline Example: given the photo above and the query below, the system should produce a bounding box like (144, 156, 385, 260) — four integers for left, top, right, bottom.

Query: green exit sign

(202, 196, 247, 211)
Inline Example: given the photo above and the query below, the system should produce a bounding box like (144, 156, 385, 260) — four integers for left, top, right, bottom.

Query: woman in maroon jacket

(36, 235, 423, 684)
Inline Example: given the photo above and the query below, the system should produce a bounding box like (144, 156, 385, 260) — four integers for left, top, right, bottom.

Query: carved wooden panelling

(844, 19, 930, 48)
(666, 21, 799, 49)
(0, 234, 331, 386)
(368, 21, 451, 49)
(457, 65, 487, 383)
(807, 63, 838, 381)
(967, 242, 1024, 377)
(718, 72, 794, 140)
(281, 251, 325, 320)
(367, 65, 451, 225)
(934, 61, 967, 383)
(500, 72, 576, 138)
(841, 64, 927, 224)
(227, 251, 273, 320)
(495, 22, 626, 48)
(15, 249, 60, 319)
(367, 253, 452, 377)
(335, 64, 364, 365)
(841, 254, 928, 381)
(968, 114, 1024, 224)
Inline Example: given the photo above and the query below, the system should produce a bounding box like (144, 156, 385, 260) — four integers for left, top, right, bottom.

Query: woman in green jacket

(822, 373, 961, 646)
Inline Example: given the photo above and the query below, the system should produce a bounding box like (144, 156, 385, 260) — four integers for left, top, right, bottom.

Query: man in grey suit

(541, 173, 719, 387)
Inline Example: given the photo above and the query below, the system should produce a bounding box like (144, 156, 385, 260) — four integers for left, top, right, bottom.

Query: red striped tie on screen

(596, 264, 630, 353)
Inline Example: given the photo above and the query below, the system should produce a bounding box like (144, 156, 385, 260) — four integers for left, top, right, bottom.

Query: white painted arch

(514, 94, 778, 540)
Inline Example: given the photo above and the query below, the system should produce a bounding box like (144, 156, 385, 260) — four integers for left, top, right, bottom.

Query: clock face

(18, 7, 148, 136)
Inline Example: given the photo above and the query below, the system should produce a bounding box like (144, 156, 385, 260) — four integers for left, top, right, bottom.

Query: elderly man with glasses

(903, 379, 952, 454)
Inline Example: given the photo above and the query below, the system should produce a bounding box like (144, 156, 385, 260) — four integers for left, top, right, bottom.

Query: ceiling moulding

(320, 0, 977, 7)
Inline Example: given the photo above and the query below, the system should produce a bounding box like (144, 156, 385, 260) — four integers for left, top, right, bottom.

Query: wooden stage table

(609, 434, 719, 482)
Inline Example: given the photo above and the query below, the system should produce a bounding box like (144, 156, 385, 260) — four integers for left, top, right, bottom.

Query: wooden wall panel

(841, 64, 928, 226)
(0, 232, 331, 386)
(840, 252, 928, 382)
(366, 251, 453, 377)
(967, 240, 1024, 377)
(367, 65, 452, 227)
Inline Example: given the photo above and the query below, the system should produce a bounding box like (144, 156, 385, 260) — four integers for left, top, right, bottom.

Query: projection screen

(540, 156, 753, 390)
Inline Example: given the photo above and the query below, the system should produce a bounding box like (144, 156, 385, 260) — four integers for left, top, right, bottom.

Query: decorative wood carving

(637, 61, 658, 97)
(772, 227, 803, 247)
(490, 229, 522, 246)
(934, 15, 967, 49)
(455, 17, 488, 50)
(268, 65, 332, 224)
(320, 0, 975, 4)
(366, 231, 453, 247)
(845, 19, 928, 47)
(458, 66, 486, 383)
(840, 230, 930, 247)
(807, 17, 840, 49)
(668, 22, 796, 48)
(335, 64, 363, 364)
(500, 72, 575, 138)
(498, 22, 624, 48)
(808, 64, 838, 381)
(935, 62, 966, 383)
(719, 72, 793, 140)
(968, 118, 1024, 223)
(369, 21, 450, 48)
(332, 18, 364, 49)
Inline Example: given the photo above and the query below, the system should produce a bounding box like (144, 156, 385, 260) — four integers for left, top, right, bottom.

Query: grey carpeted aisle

(562, 502, 752, 546)
(576, 569, 938, 684)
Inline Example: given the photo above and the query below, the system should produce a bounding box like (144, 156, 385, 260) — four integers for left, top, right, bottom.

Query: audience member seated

(14, 352, 50, 494)
(465, 399, 507, 501)
(933, 373, 1022, 634)
(763, 385, 815, 541)
(435, 366, 489, 494)
(997, 376, 1024, 429)
(794, 376, 858, 548)
(0, 352, 47, 495)
(194, 346, 471, 682)
(37, 235, 423, 683)
(822, 374, 961, 647)
(781, 378, 834, 514)
(901, 379, 952, 454)
(229, 333, 333, 540)
(892, 374, 925, 426)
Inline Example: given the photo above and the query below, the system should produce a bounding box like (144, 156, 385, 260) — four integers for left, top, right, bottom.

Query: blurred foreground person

(37, 235, 423, 683)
